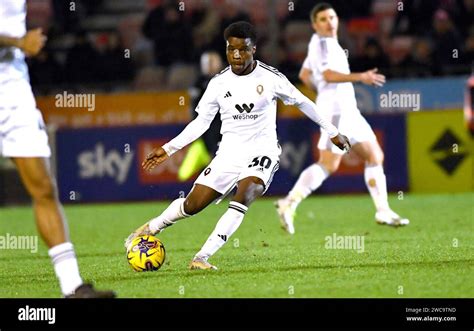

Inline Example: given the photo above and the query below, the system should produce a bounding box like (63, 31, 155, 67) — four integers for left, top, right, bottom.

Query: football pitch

(0, 192, 472, 298)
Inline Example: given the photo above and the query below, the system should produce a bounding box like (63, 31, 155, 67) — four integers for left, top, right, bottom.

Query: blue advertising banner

(355, 76, 468, 112)
(56, 113, 408, 202)
(56, 125, 190, 203)
(269, 113, 408, 195)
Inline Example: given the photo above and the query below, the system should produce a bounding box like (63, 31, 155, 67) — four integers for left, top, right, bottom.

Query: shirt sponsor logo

(232, 113, 259, 120)
(233, 103, 258, 120)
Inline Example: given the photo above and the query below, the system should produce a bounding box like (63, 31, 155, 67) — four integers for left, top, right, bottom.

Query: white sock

(364, 165, 390, 212)
(195, 201, 248, 260)
(48, 242, 83, 296)
(285, 164, 329, 209)
(149, 198, 190, 233)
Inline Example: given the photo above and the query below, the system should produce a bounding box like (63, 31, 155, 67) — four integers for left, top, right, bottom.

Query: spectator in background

(219, 0, 251, 32)
(391, 0, 440, 36)
(28, 44, 63, 88)
(189, 0, 220, 59)
(411, 39, 435, 76)
(98, 32, 135, 84)
(330, 0, 373, 20)
(398, 39, 435, 77)
(52, 0, 104, 33)
(259, 40, 300, 81)
(453, 0, 474, 38)
(283, 0, 317, 22)
(284, 0, 373, 23)
(350, 38, 389, 75)
(462, 31, 474, 68)
(52, 0, 80, 33)
(430, 9, 464, 74)
(210, 0, 251, 58)
(142, 1, 194, 67)
(65, 30, 101, 84)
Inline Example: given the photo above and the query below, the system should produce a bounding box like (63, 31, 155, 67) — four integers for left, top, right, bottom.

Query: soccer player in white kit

(275, 3, 409, 234)
(125, 21, 351, 270)
(0, 0, 114, 297)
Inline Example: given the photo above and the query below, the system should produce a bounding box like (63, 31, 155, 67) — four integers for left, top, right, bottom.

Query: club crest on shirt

(256, 85, 264, 95)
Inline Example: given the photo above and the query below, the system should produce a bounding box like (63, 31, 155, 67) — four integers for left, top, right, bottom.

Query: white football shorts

(318, 111, 376, 154)
(194, 152, 280, 201)
(0, 82, 51, 158)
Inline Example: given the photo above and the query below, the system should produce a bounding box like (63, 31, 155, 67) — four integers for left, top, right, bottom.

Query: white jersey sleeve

(0, 0, 30, 86)
(162, 79, 220, 156)
(274, 74, 339, 138)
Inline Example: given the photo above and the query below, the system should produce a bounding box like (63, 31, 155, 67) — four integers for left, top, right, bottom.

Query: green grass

(0, 192, 472, 298)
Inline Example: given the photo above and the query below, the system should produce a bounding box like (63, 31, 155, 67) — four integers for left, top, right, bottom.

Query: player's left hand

(19, 28, 46, 57)
(330, 134, 351, 153)
(142, 147, 169, 171)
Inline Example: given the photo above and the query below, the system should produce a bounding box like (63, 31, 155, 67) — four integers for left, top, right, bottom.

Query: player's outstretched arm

(142, 113, 213, 171)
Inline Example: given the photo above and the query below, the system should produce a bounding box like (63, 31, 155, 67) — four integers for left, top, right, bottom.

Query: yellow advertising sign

(407, 110, 473, 192)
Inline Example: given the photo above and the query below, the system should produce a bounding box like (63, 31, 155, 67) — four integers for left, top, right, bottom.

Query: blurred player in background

(276, 3, 409, 234)
(464, 72, 474, 136)
(178, 51, 223, 181)
(126, 21, 351, 270)
(0, 0, 114, 298)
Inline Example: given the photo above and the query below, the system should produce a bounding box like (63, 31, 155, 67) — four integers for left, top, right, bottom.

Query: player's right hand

(142, 147, 169, 171)
(360, 68, 385, 87)
(330, 134, 351, 153)
(19, 28, 46, 57)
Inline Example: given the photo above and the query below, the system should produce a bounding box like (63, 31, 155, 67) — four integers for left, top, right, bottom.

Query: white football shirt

(163, 60, 338, 161)
(303, 33, 358, 115)
(0, 0, 29, 85)
(0, 0, 36, 111)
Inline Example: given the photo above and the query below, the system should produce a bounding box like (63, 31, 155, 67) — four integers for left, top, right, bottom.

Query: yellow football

(126, 235, 165, 272)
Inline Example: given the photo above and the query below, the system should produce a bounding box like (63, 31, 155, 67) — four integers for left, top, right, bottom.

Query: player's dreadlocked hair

(223, 21, 257, 45)
(310, 2, 334, 23)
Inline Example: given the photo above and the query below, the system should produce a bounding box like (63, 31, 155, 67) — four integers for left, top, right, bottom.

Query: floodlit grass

(0, 193, 472, 298)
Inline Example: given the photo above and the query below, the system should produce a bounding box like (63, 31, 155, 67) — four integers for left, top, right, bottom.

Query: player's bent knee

(234, 182, 264, 206)
(182, 198, 204, 216)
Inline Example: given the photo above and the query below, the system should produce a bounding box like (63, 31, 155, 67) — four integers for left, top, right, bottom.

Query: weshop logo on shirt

(233, 103, 258, 120)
